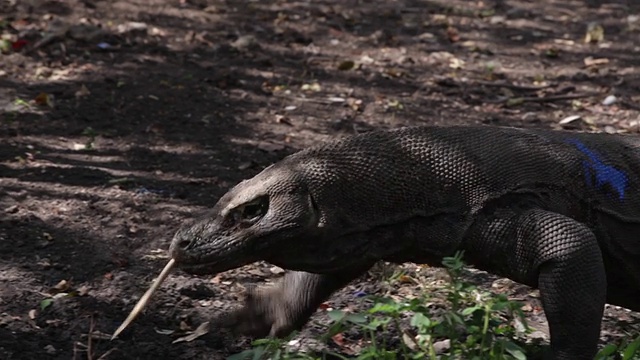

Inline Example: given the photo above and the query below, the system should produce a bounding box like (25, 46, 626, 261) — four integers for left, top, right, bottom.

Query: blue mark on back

(566, 139, 628, 200)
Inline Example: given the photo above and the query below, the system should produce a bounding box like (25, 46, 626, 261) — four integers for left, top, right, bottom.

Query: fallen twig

(474, 80, 553, 92)
(488, 92, 601, 105)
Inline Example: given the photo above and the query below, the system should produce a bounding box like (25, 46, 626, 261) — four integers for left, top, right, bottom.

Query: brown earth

(1, 0, 640, 359)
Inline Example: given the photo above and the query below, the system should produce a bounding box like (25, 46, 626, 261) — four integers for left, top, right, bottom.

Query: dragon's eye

(225, 196, 268, 228)
(240, 198, 267, 221)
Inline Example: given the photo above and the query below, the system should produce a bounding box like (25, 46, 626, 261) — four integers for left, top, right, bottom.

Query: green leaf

(344, 313, 367, 324)
(327, 309, 346, 322)
(369, 303, 400, 315)
(271, 349, 282, 360)
(251, 339, 271, 346)
(367, 317, 391, 329)
(251, 346, 266, 360)
(410, 313, 431, 329)
(503, 341, 527, 360)
(225, 351, 250, 360)
(40, 298, 53, 310)
(461, 306, 481, 316)
(596, 344, 619, 359)
(623, 336, 640, 360)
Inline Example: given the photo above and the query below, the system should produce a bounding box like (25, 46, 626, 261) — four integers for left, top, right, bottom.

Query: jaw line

(177, 263, 227, 275)
(174, 252, 261, 275)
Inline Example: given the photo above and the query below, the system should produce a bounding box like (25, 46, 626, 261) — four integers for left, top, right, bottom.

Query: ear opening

(308, 191, 324, 227)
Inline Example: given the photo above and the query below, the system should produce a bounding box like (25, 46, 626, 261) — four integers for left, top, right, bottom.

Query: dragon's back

(281, 126, 640, 225)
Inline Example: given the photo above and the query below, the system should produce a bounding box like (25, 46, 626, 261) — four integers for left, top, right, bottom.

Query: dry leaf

(449, 57, 465, 69)
(257, 142, 285, 152)
(172, 322, 210, 343)
(78, 285, 91, 296)
(402, 331, 418, 351)
(301, 83, 321, 92)
(337, 60, 355, 71)
(230, 35, 257, 50)
(558, 115, 582, 125)
(75, 85, 90, 98)
(53, 280, 70, 291)
(398, 275, 416, 284)
(331, 333, 345, 347)
(275, 115, 292, 126)
(34, 92, 54, 108)
(583, 57, 609, 67)
(446, 26, 460, 42)
(584, 22, 604, 43)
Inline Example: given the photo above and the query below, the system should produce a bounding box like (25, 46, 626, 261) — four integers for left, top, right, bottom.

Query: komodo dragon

(169, 125, 640, 360)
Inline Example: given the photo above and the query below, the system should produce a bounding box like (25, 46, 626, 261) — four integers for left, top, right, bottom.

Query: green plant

(227, 336, 317, 360)
(82, 126, 98, 149)
(227, 252, 637, 360)
(326, 252, 530, 360)
(595, 335, 640, 360)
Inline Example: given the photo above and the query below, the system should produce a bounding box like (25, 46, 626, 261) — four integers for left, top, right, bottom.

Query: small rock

(602, 95, 617, 106)
(489, 15, 506, 24)
(44, 345, 56, 354)
(230, 35, 258, 50)
(433, 339, 451, 354)
(269, 266, 285, 275)
(417, 32, 436, 42)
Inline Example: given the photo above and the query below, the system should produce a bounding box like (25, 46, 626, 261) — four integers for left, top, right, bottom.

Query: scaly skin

(170, 126, 640, 360)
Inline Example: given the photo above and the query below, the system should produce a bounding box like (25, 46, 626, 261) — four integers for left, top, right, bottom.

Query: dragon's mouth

(176, 261, 227, 275)
(174, 251, 260, 275)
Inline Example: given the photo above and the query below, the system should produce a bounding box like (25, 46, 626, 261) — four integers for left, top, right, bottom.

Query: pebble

(44, 345, 56, 354)
(602, 95, 617, 106)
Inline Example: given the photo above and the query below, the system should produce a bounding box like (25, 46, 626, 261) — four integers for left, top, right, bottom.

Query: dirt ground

(1, 0, 640, 359)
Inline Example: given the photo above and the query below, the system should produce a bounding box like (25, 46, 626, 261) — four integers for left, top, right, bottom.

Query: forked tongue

(111, 258, 176, 340)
